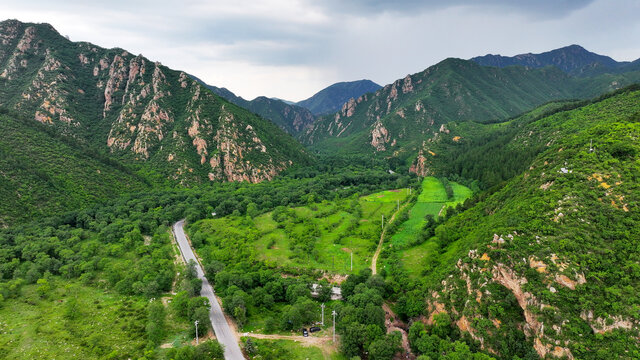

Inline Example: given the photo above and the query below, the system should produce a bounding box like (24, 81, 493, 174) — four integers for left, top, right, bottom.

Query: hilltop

(296, 79, 382, 116)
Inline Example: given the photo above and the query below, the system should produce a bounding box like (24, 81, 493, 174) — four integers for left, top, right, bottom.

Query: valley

(0, 15, 639, 360)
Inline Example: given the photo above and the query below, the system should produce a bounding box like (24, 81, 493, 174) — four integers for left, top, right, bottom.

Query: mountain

(296, 79, 382, 116)
(471, 44, 635, 76)
(300, 57, 640, 170)
(192, 77, 316, 135)
(0, 20, 312, 185)
(0, 109, 150, 225)
(392, 87, 640, 359)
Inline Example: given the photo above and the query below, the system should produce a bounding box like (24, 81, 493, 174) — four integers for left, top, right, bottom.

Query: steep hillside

(388, 88, 640, 359)
(193, 77, 316, 135)
(301, 57, 640, 168)
(0, 20, 311, 184)
(0, 109, 149, 225)
(296, 79, 382, 115)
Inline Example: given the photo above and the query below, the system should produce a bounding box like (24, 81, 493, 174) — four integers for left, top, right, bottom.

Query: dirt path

(241, 333, 337, 359)
(371, 201, 411, 275)
(383, 303, 415, 359)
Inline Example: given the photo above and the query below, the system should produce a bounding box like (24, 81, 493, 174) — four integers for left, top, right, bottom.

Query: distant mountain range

(471, 44, 640, 76)
(296, 79, 382, 116)
(191, 76, 316, 135)
(192, 77, 382, 135)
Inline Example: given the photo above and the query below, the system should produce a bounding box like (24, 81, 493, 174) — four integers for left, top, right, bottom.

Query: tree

(172, 291, 190, 318)
(245, 337, 257, 355)
(63, 296, 79, 320)
(368, 331, 402, 360)
(36, 278, 50, 298)
(192, 307, 210, 337)
(246, 202, 258, 218)
(146, 301, 165, 346)
(194, 340, 224, 360)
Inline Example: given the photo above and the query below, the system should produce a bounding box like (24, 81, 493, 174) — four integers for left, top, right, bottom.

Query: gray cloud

(1, 0, 638, 101)
(320, 0, 595, 18)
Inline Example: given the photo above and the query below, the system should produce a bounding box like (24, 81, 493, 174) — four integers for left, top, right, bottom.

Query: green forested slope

(0, 110, 149, 225)
(301, 57, 640, 171)
(385, 88, 640, 359)
(296, 79, 382, 116)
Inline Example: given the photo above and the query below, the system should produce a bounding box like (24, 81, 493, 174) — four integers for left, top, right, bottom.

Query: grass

(242, 338, 347, 360)
(391, 177, 472, 249)
(388, 177, 472, 277)
(195, 189, 408, 276)
(0, 280, 148, 359)
(362, 188, 409, 202)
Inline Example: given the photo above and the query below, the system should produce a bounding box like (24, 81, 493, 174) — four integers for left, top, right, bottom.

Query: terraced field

(391, 177, 471, 249)
(194, 188, 409, 275)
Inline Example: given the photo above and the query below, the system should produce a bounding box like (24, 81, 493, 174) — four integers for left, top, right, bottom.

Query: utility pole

(397, 199, 400, 211)
(332, 310, 337, 343)
(195, 320, 199, 345)
(321, 303, 325, 326)
(350, 251, 353, 271)
(381, 214, 384, 230)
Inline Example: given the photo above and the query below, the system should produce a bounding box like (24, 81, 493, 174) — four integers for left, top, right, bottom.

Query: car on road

(302, 328, 309, 337)
(309, 326, 321, 333)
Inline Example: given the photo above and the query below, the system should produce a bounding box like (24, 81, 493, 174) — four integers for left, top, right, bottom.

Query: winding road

(172, 220, 245, 360)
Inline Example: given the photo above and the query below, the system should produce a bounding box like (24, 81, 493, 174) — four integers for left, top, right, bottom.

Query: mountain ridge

(296, 79, 382, 116)
(190, 75, 316, 135)
(301, 55, 640, 174)
(471, 44, 636, 76)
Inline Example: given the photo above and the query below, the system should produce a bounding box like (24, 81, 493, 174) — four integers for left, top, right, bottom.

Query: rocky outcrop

(426, 241, 589, 359)
(370, 120, 390, 151)
(409, 145, 430, 176)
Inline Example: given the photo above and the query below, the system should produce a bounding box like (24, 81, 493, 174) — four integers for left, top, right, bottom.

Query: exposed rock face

(409, 145, 430, 176)
(0, 20, 309, 184)
(426, 243, 589, 359)
(370, 120, 390, 151)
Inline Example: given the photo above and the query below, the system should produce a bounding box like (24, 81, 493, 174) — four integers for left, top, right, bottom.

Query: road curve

(173, 220, 245, 360)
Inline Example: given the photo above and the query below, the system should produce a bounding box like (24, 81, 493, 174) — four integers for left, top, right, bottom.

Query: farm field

(391, 177, 472, 249)
(192, 188, 409, 276)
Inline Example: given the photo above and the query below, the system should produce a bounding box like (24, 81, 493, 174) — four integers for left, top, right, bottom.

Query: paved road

(173, 220, 245, 360)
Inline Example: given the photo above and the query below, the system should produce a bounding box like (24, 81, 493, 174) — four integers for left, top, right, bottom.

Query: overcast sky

(3, 0, 640, 101)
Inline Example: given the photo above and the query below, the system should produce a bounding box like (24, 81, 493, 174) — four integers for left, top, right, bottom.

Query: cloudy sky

(3, 0, 640, 101)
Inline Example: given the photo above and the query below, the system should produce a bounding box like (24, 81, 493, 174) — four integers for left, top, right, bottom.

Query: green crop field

(391, 177, 472, 249)
(193, 189, 408, 276)
(394, 178, 473, 278)
(362, 188, 409, 202)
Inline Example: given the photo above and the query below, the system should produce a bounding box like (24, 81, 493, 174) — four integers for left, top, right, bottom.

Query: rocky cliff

(0, 20, 311, 184)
